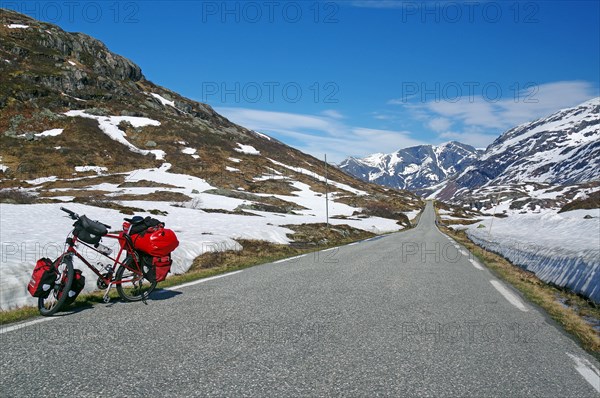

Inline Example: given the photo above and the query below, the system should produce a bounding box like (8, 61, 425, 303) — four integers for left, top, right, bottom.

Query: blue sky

(4, 0, 599, 161)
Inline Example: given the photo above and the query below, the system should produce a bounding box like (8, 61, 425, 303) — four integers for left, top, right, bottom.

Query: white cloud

(216, 107, 427, 162)
(321, 109, 345, 119)
(427, 117, 452, 132)
(390, 80, 598, 149)
(422, 80, 597, 130)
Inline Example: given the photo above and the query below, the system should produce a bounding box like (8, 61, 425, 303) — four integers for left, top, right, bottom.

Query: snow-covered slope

(340, 141, 481, 193)
(437, 98, 600, 201)
(0, 162, 420, 310)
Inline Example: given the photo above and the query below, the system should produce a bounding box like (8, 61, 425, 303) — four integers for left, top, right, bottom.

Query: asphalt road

(1, 202, 599, 397)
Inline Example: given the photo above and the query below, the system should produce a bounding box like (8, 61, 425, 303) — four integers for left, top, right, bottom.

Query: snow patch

(234, 143, 260, 155)
(35, 128, 64, 137)
(254, 131, 271, 140)
(150, 93, 176, 108)
(6, 24, 29, 29)
(75, 166, 107, 174)
(64, 110, 163, 159)
(269, 158, 368, 196)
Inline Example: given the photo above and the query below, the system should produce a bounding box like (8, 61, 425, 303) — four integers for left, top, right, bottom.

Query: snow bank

(467, 209, 600, 303)
(6, 24, 29, 29)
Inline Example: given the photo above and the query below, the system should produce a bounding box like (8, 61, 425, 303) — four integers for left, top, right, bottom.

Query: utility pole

(325, 154, 329, 228)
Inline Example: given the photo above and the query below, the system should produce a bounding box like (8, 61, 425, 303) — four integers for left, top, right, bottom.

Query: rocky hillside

(0, 9, 422, 216)
(339, 141, 481, 194)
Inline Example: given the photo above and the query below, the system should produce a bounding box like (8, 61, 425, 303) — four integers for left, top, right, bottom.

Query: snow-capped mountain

(339, 142, 482, 193)
(436, 98, 600, 201)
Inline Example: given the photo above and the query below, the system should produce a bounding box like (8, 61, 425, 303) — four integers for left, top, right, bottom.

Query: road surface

(1, 202, 599, 396)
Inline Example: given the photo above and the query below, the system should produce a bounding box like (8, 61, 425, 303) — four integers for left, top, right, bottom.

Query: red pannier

(139, 253, 172, 283)
(28, 258, 58, 298)
(133, 226, 179, 257)
(122, 217, 179, 283)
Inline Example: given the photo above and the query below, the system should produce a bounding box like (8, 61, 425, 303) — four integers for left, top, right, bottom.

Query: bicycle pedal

(103, 295, 111, 303)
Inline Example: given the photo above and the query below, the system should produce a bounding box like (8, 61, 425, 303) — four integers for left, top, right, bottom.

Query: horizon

(2, 1, 599, 162)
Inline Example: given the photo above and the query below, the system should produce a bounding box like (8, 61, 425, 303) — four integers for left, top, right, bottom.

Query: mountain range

(340, 98, 600, 207)
(339, 142, 482, 195)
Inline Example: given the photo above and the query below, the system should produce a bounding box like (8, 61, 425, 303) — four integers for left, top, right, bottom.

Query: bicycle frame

(59, 231, 142, 286)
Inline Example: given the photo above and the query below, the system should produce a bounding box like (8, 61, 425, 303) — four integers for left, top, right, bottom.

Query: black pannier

(73, 215, 108, 245)
(128, 216, 162, 236)
(59, 269, 86, 306)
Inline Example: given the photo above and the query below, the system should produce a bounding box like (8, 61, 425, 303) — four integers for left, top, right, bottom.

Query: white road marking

(490, 280, 528, 312)
(274, 254, 306, 264)
(0, 317, 55, 335)
(165, 270, 243, 290)
(322, 247, 337, 252)
(567, 353, 600, 393)
(460, 250, 469, 256)
(469, 258, 484, 270)
(454, 245, 460, 249)
(348, 242, 359, 246)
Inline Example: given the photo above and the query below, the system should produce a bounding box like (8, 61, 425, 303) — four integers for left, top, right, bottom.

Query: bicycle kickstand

(103, 283, 113, 303)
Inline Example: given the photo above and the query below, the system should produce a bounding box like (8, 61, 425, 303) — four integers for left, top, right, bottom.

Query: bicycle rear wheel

(38, 256, 74, 316)
(115, 256, 157, 302)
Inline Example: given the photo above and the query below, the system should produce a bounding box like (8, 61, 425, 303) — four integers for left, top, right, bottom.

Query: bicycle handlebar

(60, 207, 78, 220)
(60, 207, 111, 229)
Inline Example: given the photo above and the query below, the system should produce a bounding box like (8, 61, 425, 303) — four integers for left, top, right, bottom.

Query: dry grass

(435, 204, 600, 357)
(559, 190, 600, 213)
(118, 179, 183, 189)
(112, 191, 192, 202)
(285, 223, 375, 248)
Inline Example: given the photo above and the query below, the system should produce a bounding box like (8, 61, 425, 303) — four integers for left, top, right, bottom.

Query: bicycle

(38, 207, 158, 316)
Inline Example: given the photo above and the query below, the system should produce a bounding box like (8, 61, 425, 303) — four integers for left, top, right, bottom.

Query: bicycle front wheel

(115, 258, 157, 302)
(38, 256, 74, 316)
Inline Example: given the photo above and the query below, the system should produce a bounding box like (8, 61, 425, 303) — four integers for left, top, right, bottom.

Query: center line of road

(165, 270, 243, 291)
(469, 258, 484, 270)
(0, 317, 55, 335)
(566, 353, 600, 393)
(490, 280, 528, 312)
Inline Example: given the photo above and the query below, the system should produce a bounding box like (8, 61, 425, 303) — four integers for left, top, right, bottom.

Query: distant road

(1, 202, 599, 396)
